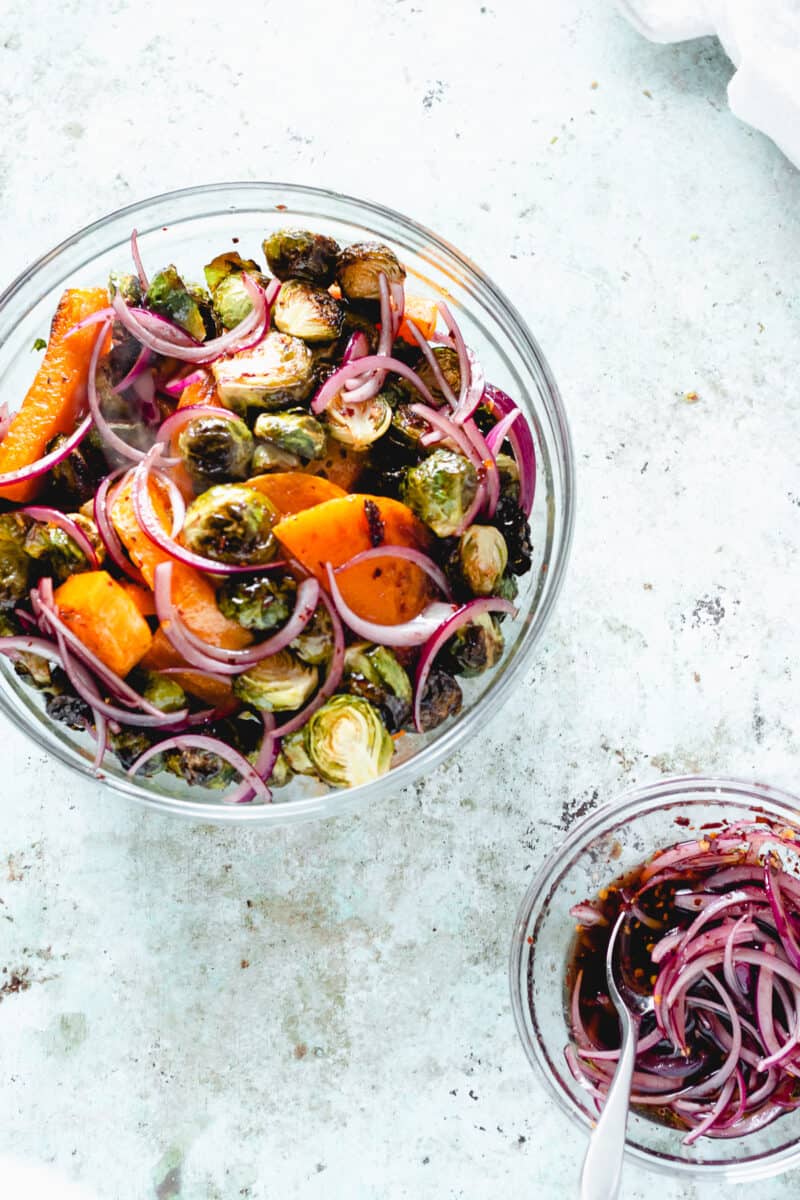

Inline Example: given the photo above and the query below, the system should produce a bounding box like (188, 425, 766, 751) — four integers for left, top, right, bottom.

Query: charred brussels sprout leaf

(390, 404, 432, 448)
(491, 494, 533, 576)
(343, 642, 412, 732)
(441, 612, 504, 678)
(145, 266, 208, 341)
(108, 271, 142, 306)
(212, 332, 315, 411)
(290, 603, 334, 665)
(253, 410, 326, 462)
(494, 572, 519, 606)
(217, 574, 297, 632)
(457, 525, 508, 597)
(232, 649, 318, 712)
(110, 729, 159, 773)
(417, 346, 461, 406)
(45, 692, 92, 730)
(165, 745, 235, 789)
(268, 751, 293, 788)
(335, 242, 406, 301)
(263, 229, 340, 286)
(282, 730, 318, 776)
(325, 393, 392, 450)
(417, 666, 463, 732)
(46, 429, 106, 507)
(24, 520, 93, 583)
(181, 484, 279, 565)
(177, 414, 254, 485)
(304, 694, 393, 787)
(273, 280, 343, 343)
(251, 442, 302, 473)
(140, 672, 187, 714)
(400, 448, 478, 538)
(0, 541, 29, 610)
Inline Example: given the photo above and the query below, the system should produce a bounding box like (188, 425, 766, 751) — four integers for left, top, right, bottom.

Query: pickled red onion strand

(269, 590, 345, 739)
(485, 407, 521, 456)
(312, 354, 437, 415)
(130, 228, 149, 291)
(87, 319, 150, 463)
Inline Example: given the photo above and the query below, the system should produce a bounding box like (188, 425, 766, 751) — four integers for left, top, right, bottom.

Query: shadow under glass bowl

(0, 181, 574, 824)
(510, 775, 800, 1182)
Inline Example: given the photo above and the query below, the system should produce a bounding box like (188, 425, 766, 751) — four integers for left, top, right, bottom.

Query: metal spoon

(579, 908, 655, 1200)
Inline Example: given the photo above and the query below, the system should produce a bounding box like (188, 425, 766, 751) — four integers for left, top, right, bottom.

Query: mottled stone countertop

(2, 2, 799, 1197)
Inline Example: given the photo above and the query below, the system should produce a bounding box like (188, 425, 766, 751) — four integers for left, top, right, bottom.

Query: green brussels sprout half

(254, 410, 327, 462)
(181, 484, 279, 566)
(304, 694, 393, 787)
(24, 520, 92, 584)
(417, 346, 461, 406)
(232, 649, 318, 712)
(217, 574, 297, 632)
(273, 280, 343, 344)
(400, 448, 478, 538)
(177, 414, 254, 485)
(262, 229, 340, 285)
(343, 642, 413, 732)
(145, 265, 208, 341)
(203, 251, 262, 292)
(212, 332, 315, 411)
(290, 603, 334, 665)
(108, 271, 142, 306)
(441, 612, 504, 679)
(417, 666, 463, 732)
(0, 512, 31, 546)
(325, 393, 392, 450)
(203, 251, 269, 330)
(250, 442, 302, 473)
(281, 730, 318, 777)
(335, 242, 406, 301)
(390, 404, 432, 448)
(457, 525, 508, 597)
(186, 283, 221, 340)
(109, 729, 159, 773)
(140, 672, 187, 714)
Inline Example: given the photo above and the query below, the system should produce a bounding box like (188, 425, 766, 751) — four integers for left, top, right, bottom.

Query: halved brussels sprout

(343, 642, 412, 732)
(24, 520, 94, 583)
(491, 494, 533, 576)
(165, 745, 235, 789)
(217, 574, 297, 632)
(70, 514, 106, 566)
(0, 540, 30, 609)
(212, 332, 315, 411)
(273, 280, 343, 343)
(263, 229, 340, 285)
(177, 414, 254, 485)
(281, 730, 318, 776)
(335, 242, 406, 301)
(204, 250, 262, 292)
(108, 271, 142, 306)
(390, 404, 431, 448)
(141, 672, 187, 714)
(181, 484, 279, 565)
(232, 649, 318, 712)
(304, 694, 393, 787)
(203, 251, 269, 329)
(251, 442, 302, 473)
(110, 729, 159, 773)
(495, 452, 520, 501)
(290, 603, 334, 665)
(325, 393, 392, 450)
(441, 612, 504, 678)
(417, 346, 461, 406)
(254, 410, 327, 462)
(145, 266, 208, 341)
(400, 448, 478, 538)
(46, 429, 106, 507)
(417, 666, 463, 731)
(458, 525, 508, 597)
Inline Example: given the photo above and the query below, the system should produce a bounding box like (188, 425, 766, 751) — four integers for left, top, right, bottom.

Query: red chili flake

(526, 936, 534, 945)
(275, 204, 287, 211)
(675, 816, 691, 827)
(364, 499, 385, 547)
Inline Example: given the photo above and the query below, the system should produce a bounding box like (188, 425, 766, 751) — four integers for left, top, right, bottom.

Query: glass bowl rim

(0, 180, 576, 823)
(509, 773, 800, 1181)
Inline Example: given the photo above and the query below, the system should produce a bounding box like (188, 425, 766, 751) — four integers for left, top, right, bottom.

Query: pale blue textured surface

(2, 2, 800, 1197)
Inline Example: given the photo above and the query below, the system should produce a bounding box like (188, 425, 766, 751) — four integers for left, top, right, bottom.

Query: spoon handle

(579, 1009, 638, 1200)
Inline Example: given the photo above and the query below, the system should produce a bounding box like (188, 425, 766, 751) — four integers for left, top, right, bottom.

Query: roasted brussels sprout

(217, 574, 297, 632)
(496, 452, 520, 501)
(232, 649, 318, 712)
(335, 242, 405, 301)
(0, 512, 31, 546)
(304, 694, 393, 787)
(140, 672, 187, 714)
(343, 642, 412, 732)
(417, 666, 463, 732)
(281, 730, 318, 776)
(254, 410, 327, 462)
(46, 429, 106, 506)
(272, 280, 343, 344)
(457, 525, 508, 597)
(494, 572, 519, 606)
(108, 271, 143, 306)
(181, 484, 279, 566)
(400, 449, 478, 538)
(210, 273, 256, 330)
(13, 644, 61, 694)
(23, 521, 91, 584)
(212, 332, 315, 411)
(390, 403, 432, 448)
(45, 692, 92, 730)
(263, 229, 340, 286)
(165, 745, 235, 789)
(71, 514, 105, 565)
(325, 393, 392, 450)
(268, 751, 293, 788)
(109, 728, 159, 773)
(145, 265, 208, 341)
(417, 346, 461, 406)
(186, 283, 220, 340)
(177, 414, 254, 484)
(290, 603, 334, 665)
(441, 612, 504, 678)
(203, 250, 262, 292)
(491, 494, 533, 576)
(339, 309, 379, 355)
(250, 442, 302, 473)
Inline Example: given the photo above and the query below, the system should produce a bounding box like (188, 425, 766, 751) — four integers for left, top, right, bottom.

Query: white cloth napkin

(619, 0, 800, 167)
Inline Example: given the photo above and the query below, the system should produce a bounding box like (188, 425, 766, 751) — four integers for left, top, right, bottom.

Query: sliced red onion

(87, 319, 150, 463)
(336, 545, 453, 601)
(92, 708, 108, 770)
(765, 865, 800, 971)
(462, 417, 500, 519)
(227, 712, 277, 805)
(312, 354, 437, 415)
(161, 368, 207, 397)
(269, 590, 346, 739)
(0, 412, 93, 488)
(342, 274, 394, 403)
(389, 279, 406, 337)
(112, 345, 152, 395)
(483, 383, 537, 517)
(127, 734, 270, 803)
(22, 506, 99, 568)
(485, 407, 521, 456)
(413, 596, 518, 733)
(130, 228, 149, 292)
(156, 666, 232, 687)
(326, 563, 454, 648)
(131, 370, 159, 425)
(64, 306, 115, 339)
(341, 331, 370, 365)
(156, 403, 243, 448)
(569, 902, 610, 928)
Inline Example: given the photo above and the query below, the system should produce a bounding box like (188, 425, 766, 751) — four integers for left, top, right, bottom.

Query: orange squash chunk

(54, 571, 152, 678)
(245, 472, 346, 516)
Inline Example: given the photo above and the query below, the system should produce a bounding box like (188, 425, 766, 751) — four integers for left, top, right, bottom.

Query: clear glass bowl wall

(0, 182, 574, 822)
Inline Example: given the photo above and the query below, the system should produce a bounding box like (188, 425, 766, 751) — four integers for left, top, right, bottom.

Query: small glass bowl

(0, 182, 574, 823)
(509, 775, 800, 1182)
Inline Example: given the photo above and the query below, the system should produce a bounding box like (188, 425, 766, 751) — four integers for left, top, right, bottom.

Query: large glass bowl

(0, 182, 574, 823)
(510, 775, 800, 1182)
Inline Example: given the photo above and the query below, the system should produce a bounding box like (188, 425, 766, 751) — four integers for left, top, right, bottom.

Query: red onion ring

(127, 734, 271, 803)
(269, 590, 346, 739)
(161, 369, 207, 397)
(130, 228, 149, 292)
(87, 319, 150, 463)
(485, 407, 521, 456)
(312, 354, 437, 415)
(335, 545, 453, 601)
(483, 384, 536, 517)
(22, 506, 99, 568)
(112, 345, 152, 395)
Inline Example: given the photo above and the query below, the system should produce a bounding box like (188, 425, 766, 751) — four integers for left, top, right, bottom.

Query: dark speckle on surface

(691, 594, 725, 628)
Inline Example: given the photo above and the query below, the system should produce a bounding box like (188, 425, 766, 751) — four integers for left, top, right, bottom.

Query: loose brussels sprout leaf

(491, 494, 533, 576)
(400, 448, 478, 538)
(232, 649, 318, 712)
(458, 525, 508, 597)
(290, 603, 334, 665)
(268, 751, 293, 788)
(177, 414, 254, 485)
(45, 692, 93, 730)
(263, 228, 340, 286)
(165, 745, 235, 789)
(417, 666, 463, 732)
(109, 729, 159, 773)
(141, 672, 187, 714)
(417, 346, 461, 405)
(441, 612, 504, 678)
(281, 730, 318, 776)
(325, 393, 392, 450)
(203, 251, 262, 293)
(108, 271, 142, 306)
(212, 332, 315, 411)
(494, 572, 519, 606)
(217, 574, 297, 632)
(251, 442, 302, 473)
(495, 452, 520, 501)
(71, 514, 105, 565)
(304, 694, 393, 787)
(273, 280, 343, 344)
(182, 484, 279, 565)
(253, 410, 327, 462)
(145, 265, 208, 341)
(335, 242, 406, 301)
(23, 522, 91, 584)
